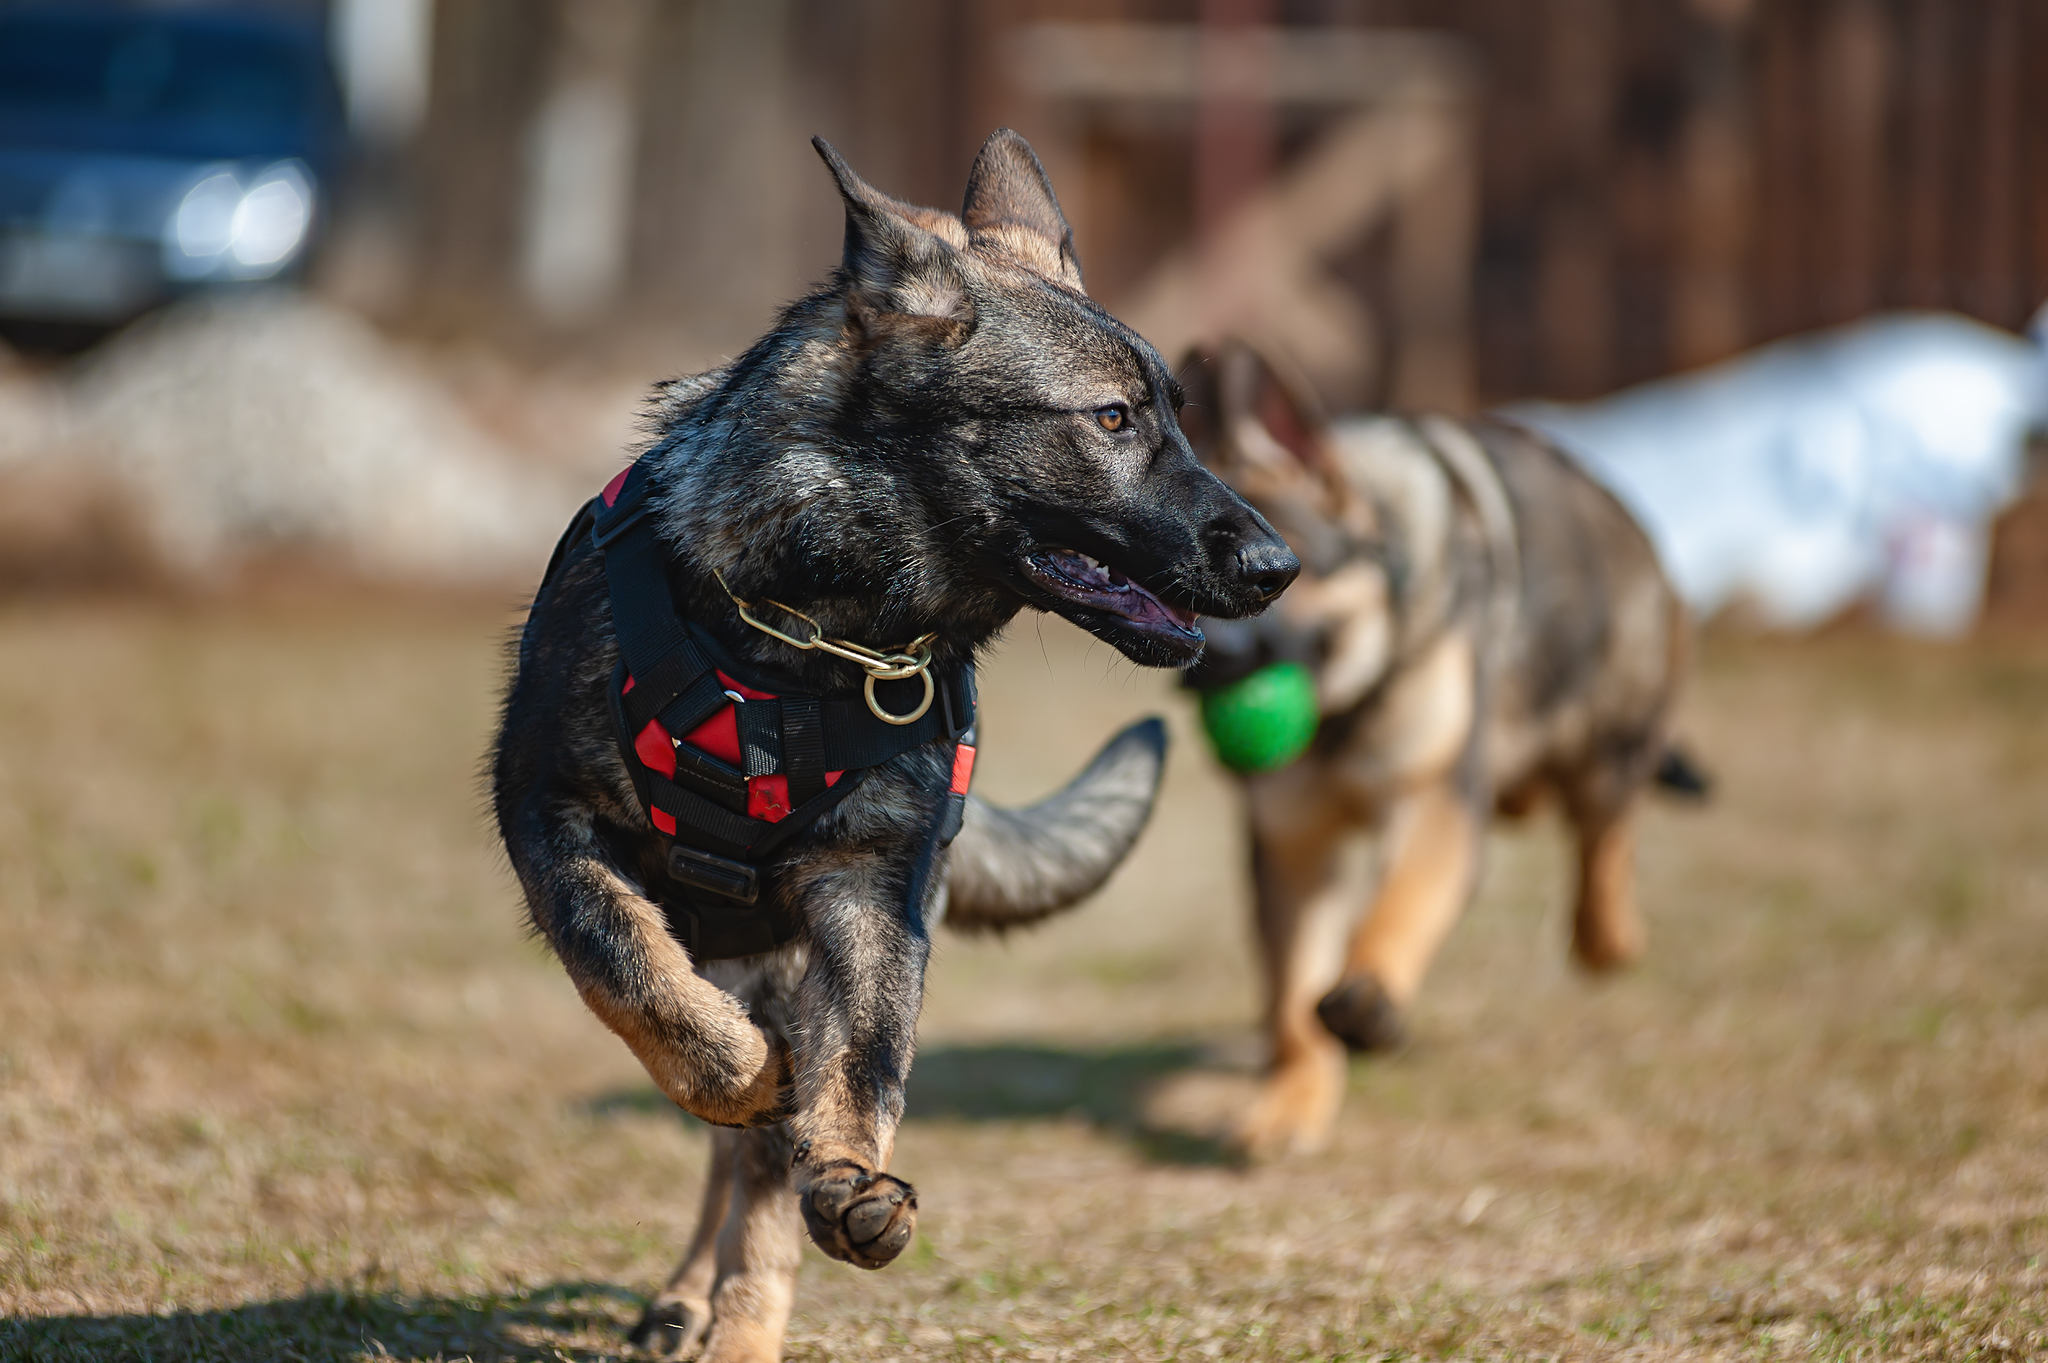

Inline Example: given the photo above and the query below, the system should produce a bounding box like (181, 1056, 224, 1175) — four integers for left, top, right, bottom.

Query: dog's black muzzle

(1187, 483, 1300, 619)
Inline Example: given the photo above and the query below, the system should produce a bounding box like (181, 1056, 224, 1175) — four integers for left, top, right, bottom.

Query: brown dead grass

(3, 597, 2047, 1361)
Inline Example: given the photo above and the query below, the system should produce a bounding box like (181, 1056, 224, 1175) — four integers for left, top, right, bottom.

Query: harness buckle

(666, 843, 760, 904)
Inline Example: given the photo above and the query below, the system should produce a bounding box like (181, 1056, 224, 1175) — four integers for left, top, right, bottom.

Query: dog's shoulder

(1464, 418, 1683, 725)
(1467, 418, 1656, 566)
(493, 527, 630, 826)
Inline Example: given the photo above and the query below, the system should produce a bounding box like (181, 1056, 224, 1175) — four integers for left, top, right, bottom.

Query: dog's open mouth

(1024, 549, 1203, 639)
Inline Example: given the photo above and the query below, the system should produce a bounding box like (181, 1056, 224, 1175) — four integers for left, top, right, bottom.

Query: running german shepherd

(492, 136, 1296, 1359)
(1178, 339, 1694, 1158)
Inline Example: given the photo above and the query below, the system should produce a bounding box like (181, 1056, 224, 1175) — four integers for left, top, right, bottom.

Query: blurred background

(6, 3, 2048, 1359)
(1, 0, 2045, 628)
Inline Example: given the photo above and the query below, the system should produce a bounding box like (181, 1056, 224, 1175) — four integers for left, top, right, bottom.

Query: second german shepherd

(1179, 340, 1694, 1158)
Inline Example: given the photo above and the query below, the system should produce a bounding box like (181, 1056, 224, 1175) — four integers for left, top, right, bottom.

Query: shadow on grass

(0, 1280, 642, 1363)
(904, 1040, 1237, 1165)
(584, 1040, 1239, 1165)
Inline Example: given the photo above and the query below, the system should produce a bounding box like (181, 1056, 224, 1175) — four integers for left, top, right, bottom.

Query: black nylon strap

(669, 740, 749, 814)
(622, 645, 717, 732)
(734, 702, 782, 777)
(653, 764, 875, 865)
(817, 670, 973, 769)
(781, 698, 826, 807)
(651, 671, 733, 746)
(607, 522, 711, 708)
(677, 901, 785, 958)
(644, 771, 765, 860)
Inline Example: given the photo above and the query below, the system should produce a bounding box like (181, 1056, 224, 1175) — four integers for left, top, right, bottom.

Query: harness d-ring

(866, 669, 934, 725)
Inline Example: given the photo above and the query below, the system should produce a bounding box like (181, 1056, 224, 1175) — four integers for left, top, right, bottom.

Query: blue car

(0, 3, 344, 325)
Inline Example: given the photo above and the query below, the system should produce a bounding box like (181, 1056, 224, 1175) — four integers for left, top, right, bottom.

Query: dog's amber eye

(1095, 404, 1129, 432)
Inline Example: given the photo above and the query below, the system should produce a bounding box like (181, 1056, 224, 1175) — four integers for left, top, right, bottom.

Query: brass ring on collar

(865, 669, 934, 726)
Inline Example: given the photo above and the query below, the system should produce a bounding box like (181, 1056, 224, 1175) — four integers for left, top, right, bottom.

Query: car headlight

(165, 161, 314, 281)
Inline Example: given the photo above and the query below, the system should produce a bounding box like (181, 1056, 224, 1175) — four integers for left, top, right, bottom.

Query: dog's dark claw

(1316, 974, 1406, 1052)
(800, 1162, 917, 1269)
(627, 1295, 709, 1356)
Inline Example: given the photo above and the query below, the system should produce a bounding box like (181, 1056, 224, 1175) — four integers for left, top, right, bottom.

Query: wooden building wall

(395, 0, 2048, 405)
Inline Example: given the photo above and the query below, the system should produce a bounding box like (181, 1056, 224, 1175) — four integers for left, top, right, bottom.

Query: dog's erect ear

(961, 128, 1084, 292)
(1219, 339, 1330, 472)
(813, 136, 974, 341)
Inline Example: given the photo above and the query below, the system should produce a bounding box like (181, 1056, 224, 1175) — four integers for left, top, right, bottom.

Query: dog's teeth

(1074, 554, 1123, 588)
(1049, 549, 1136, 593)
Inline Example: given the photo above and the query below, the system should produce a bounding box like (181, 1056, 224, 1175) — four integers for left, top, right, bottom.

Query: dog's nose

(1235, 538, 1300, 603)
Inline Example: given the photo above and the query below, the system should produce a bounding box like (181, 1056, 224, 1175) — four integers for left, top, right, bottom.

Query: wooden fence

(392, 0, 2048, 406)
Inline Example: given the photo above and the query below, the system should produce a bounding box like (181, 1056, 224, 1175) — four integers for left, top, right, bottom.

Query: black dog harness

(543, 461, 977, 961)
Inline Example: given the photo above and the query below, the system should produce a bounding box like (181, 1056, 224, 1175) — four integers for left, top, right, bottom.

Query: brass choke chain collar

(712, 570, 938, 725)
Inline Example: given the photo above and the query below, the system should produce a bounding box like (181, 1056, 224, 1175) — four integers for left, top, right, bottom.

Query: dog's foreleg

(1236, 774, 1354, 1158)
(507, 808, 791, 1128)
(696, 1124, 803, 1363)
(786, 859, 929, 1271)
(629, 1126, 737, 1356)
(1571, 806, 1646, 970)
(1318, 781, 1481, 1050)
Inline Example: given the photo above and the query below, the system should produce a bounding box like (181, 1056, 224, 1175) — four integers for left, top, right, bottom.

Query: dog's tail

(1654, 743, 1713, 801)
(943, 717, 1169, 932)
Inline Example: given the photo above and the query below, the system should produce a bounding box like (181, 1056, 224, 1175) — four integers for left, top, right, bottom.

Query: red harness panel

(622, 671, 845, 824)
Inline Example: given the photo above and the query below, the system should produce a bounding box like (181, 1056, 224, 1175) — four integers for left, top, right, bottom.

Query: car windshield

(0, 12, 328, 159)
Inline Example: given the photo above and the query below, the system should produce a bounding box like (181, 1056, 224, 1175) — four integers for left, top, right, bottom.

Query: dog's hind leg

(1236, 774, 1354, 1158)
(629, 1127, 737, 1356)
(696, 1124, 804, 1363)
(1563, 741, 1657, 971)
(1318, 782, 1481, 1051)
(1570, 805, 1645, 971)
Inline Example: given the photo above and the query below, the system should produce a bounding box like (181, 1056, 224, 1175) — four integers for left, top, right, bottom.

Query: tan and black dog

(493, 139, 1295, 1359)
(1178, 339, 1696, 1158)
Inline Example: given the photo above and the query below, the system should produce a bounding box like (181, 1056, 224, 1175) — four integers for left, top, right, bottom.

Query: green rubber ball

(1199, 661, 1320, 773)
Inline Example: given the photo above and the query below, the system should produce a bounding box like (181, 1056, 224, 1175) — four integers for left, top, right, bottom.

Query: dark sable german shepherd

(492, 136, 1296, 1359)
(1179, 340, 1693, 1159)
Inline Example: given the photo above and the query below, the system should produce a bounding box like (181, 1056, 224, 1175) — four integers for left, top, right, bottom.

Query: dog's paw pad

(801, 1163, 917, 1269)
(1316, 974, 1406, 1052)
(627, 1296, 709, 1356)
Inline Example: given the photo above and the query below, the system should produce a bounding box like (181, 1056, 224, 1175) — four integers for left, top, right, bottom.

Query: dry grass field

(3, 593, 2046, 1361)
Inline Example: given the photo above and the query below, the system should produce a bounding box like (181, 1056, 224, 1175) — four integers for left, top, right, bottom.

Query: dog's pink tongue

(1164, 602, 1201, 629)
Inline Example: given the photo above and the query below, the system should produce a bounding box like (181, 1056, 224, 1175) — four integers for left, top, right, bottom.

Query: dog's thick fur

(1179, 340, 1689, 1158)
(491, 135, 1296, 1359)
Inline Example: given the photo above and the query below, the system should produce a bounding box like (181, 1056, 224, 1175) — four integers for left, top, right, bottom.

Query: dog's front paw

(628, 1293, 711, 1356)
(1316, 974, 1406, 1052)
(798, 1161, 917, 1269)
(1235, 1051, 1344, 1160)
